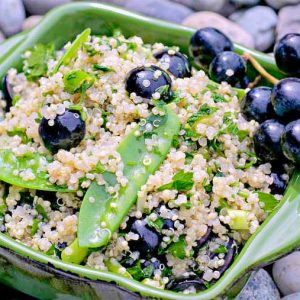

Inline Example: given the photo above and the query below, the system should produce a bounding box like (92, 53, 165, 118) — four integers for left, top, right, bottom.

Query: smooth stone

(265, 0, 300, 10)
(0, 0, 25, 36)
(273, 251, 300, 295)
(171, 0, 226, 12)
(22, 15, 43, 31)
(282, 293, 300, 300)
(82, 0, 128, 5)
(172, 0, 235, 16)
(22, 0, 71, 15)
(182, 11, 255, 48)
(0, 31, 5, 43)
(231, 0, 261, 6)
(277, 4, 300, 40)
(125, 0, 193, 23)
(236, 269, 280, 300)
(229, 6, 278, 51)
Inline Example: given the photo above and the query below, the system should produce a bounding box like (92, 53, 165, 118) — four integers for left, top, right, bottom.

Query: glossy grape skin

(193, 226, 212, 256)
(2, 75, 14, 111)
(209, 51, 246, 87)
(125, 65, 172, 102)
(241, 87, 274, 123)
(190, 27, 233, 69)
(209, 238, 237, 276)
(127, 219, 161, 256)
(154, 50, 191, 78)
(39, 109, 86, 154)
(274, 33, 300, 76)
(253, 119, 285, 162)
(281, 119, 300, 165)
(271, 78, 300, 121)
(270, 165, 288, 195)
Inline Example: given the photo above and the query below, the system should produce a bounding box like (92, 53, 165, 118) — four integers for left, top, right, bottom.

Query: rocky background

(1, 0, 300, 299)
(1, 0, 300, 52)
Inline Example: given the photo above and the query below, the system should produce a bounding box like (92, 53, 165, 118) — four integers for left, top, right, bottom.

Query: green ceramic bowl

(0, 3, 300, 299)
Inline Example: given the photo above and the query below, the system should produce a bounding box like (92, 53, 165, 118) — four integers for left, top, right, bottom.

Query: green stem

(242, 52, 279, 85)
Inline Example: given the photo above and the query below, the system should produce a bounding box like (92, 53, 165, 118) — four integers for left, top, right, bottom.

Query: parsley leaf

(184, 127, 199, 138)
(63, 70, 95, 94)
(31, 218, 40, 236)
(172, 135, 180, 149)
(83, 43, 97, 56)
(146, 217, 165, 232)
(157, 170, 194, 192)
(92, 64, 114, 72)
(187, 104, 218, 127)
(23, 43, 55, 81)
(35, 204, 48, 221)
(127, 261, 154, 281)
(12, 95, 21, 106)
(185, 152, 194, 164)
(7, 128, 31, 144)
(258, 192, 278, 213)
(212, 94, 227, 103)
(237, 130, 249, 142)
(155, 85, 169, 95)
(218, 112, 248, 141)
(168, 236, 187, 259)
(213, 245, 228, 254)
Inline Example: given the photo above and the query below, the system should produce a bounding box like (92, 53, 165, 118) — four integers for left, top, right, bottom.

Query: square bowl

(0, 2, 300, 299)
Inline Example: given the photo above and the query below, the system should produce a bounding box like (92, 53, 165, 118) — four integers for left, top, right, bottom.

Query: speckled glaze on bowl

(0, 3, 300, 300)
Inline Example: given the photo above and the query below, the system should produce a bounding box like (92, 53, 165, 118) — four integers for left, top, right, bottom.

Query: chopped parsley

(31, 218, 40, 236)
(187, 104, 218, 127)
(146, 217, 165, 232)
(92, 64, 114, 72)
(83, 43, 98, 56)
(212, 93, 227, 103)
(127, 261, 153, 281)
(7, 128, 31, 144)
(213, 245, 228, 254)
(157, 170, 194, 192)
(23, 43, 55, 81)
(258, 192, 278, 213)
(185, 152, 194, 164)
(172, 135, 180, 149)
(35, 204, 48, 221)
(167, 236, 187, 259)
(218, 112, 249, 142)
(63, 70, 95, 94)
(12, 95, 21, 106)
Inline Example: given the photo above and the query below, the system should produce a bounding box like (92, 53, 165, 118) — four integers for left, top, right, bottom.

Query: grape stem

(242, 52, 279, 85)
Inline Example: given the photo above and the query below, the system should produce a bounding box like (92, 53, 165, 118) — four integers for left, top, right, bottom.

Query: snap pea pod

(50, 28, 91, 75)
(77, 181, 112, 247)
(80, 106, 180, 248)
(61, 238, 89, 264)
(105, 258, 133, 279)
(0, 149, 70, 192)
(62, 106, 180, 263)
(62, 177, 114, 262)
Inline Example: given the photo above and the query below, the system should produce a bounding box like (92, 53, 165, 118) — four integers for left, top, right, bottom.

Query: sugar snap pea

(105, 258, 133, 279)
(79, 106, 180, 248)
(51, 28, 91, 75)
(0, 149, 70, 192)
(62, 106, 180, 263)
(61, 238, 89, 264)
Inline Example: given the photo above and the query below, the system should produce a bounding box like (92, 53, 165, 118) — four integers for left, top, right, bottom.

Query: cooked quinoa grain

(0, 31, 288, 293)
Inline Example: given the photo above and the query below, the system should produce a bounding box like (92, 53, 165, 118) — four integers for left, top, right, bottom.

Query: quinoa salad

(0, 29, 289, 293)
